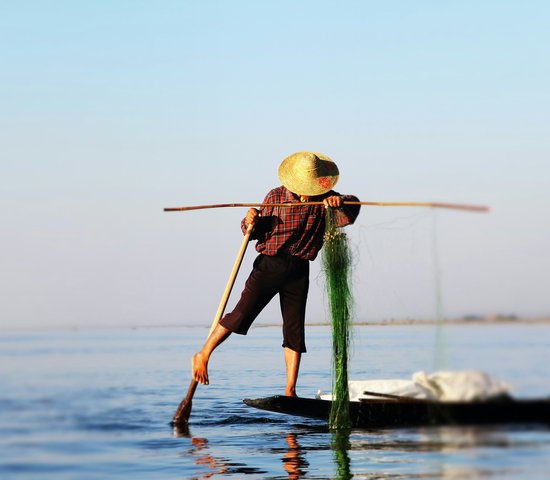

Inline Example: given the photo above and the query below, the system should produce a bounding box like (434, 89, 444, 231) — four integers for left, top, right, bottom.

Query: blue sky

(1, 1, 549, 329)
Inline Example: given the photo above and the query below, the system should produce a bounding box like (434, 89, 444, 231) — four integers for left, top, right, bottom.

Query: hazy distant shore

(2, 316, 549, 332)
(308, 316, 550, 327)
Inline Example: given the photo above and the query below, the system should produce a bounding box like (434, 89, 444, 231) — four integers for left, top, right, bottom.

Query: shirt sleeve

(240, 189, 277, 237)
(331, 193, 361, 227)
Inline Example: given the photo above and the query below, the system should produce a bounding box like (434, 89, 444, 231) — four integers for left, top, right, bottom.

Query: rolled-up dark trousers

(219, 253, 310, 353)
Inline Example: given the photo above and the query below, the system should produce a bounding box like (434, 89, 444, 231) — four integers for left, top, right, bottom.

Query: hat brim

(278, 152, 339, 196)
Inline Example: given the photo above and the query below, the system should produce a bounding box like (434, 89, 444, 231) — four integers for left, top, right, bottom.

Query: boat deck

(243, 395, 550, 428)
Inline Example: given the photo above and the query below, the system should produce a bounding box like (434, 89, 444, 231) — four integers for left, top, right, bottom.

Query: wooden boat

(243, 394, 550, 428)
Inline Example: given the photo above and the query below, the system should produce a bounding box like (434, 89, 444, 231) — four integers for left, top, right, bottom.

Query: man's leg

(193, 255, 284, 387)
(284, 347, 301, 397)
(280, 258, 309, 397)
(192, 323, 232, 385)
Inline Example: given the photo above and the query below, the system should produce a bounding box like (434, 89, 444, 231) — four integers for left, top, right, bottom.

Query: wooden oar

(361, 390, 430, 403)
(172, 222, 255, 428)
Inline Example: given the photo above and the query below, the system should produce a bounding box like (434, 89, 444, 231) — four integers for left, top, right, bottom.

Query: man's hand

(245, 208, 260, 225)
(323, 195, 342, 208)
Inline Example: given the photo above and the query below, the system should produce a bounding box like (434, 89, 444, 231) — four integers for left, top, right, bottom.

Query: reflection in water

(419, 426, 513, 451)
(421, 429, 520, 479)
(174, 421, 545, 479)
(190, 436, 229, 478)
(345, 426, 537, 479)
(174, 426, 266, 478)
(282, 433, 309, 479)
(332, 429, 352, 480)
(174, 425, 229, 479)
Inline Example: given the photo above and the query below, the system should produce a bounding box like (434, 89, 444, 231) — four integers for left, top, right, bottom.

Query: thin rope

(431, 210, 447, 370)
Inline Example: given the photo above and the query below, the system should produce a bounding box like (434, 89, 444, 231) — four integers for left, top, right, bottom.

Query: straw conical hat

(278, 152, 339, 196)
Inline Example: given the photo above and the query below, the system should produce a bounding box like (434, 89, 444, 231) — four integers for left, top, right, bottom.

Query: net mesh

(322, 207, 354, 429)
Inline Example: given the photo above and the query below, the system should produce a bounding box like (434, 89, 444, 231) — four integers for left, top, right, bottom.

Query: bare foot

(285, 386, 298, 397)
(192, 352, 209, 385)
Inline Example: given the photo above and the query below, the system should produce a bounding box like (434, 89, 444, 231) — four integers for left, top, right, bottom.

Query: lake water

(1, 323, 549, 479)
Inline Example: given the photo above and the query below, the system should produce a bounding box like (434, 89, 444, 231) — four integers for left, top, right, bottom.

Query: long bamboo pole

(164, 201, 489, 213)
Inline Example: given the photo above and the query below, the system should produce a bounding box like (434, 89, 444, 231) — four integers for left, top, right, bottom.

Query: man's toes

(191, 354, 210, 385)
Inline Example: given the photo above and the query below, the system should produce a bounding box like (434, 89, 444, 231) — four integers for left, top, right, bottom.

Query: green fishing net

(322, 207, 353, 430)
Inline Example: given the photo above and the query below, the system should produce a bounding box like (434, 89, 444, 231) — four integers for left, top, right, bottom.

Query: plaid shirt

(241, 186, 360, 261)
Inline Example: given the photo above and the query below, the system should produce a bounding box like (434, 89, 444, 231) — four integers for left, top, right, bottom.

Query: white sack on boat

(316, 370, 511, 402)
(316, 379, 435, 401)
(412, 370, 511, 401)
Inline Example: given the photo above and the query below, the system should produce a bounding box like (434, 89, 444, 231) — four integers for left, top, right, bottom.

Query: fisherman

(191, 151, 361, 397)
